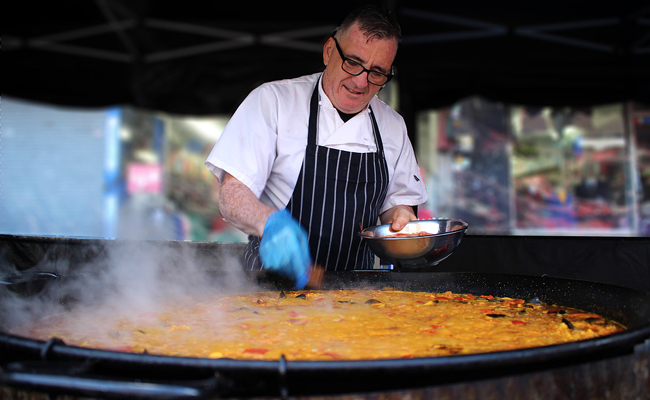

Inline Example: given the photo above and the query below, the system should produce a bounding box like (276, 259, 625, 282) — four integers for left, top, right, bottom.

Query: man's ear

(323, 37, 334, 66)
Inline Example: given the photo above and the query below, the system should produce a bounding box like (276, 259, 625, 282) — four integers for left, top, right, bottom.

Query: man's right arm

(218, 172, 275, 238)
(218, 172, 312, 289)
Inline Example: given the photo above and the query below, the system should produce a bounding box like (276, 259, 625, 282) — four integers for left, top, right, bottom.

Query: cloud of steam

(0, 237, 254, 334)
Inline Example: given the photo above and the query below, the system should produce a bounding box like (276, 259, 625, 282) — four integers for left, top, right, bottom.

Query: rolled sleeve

(205, 85, 278, 198)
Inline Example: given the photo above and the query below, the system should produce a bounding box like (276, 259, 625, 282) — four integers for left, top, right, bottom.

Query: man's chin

(339, 98, 368, 114)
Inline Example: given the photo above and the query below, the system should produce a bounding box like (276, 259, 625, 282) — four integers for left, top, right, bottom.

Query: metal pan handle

(1, 365, 222, 399)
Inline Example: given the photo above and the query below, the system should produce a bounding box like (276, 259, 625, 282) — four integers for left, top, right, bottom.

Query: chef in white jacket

(206, 4, 427, 288)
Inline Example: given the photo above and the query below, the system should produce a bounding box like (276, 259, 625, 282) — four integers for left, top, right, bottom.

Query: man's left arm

(374, 103, 427, 231)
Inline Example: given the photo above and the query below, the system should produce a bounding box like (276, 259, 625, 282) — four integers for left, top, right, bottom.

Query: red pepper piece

(421, 325, 442, 334)
(243, 348, 269, 354)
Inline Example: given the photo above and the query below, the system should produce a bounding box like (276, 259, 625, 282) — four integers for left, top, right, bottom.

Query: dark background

(5, 0, 649, 120)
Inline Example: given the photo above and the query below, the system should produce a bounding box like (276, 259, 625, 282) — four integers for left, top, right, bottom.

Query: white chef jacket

(205, 72, 427, 213)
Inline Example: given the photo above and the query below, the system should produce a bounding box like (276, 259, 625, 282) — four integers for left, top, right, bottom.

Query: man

(205, 5, 427, 288)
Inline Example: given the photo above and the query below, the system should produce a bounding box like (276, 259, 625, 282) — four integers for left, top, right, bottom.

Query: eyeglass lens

(333, 38, 390, 86)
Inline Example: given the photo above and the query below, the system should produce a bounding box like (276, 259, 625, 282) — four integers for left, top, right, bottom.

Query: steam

(0, 237, 254, 334)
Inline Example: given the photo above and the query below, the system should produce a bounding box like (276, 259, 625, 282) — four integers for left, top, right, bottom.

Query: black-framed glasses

(332, 37, 393, 86)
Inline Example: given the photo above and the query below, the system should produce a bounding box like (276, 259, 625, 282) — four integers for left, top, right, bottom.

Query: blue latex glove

(259, 209, 312, 289)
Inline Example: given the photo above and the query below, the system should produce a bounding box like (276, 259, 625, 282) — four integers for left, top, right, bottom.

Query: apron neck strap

(308, 83, 319, 146)
(368, 106, 385, 159)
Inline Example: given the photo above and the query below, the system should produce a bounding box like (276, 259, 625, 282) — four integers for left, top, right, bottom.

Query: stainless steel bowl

(358, 219, 469, 268)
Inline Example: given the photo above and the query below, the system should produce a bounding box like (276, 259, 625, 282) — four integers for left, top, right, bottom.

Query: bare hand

(380, 205, 417, 232)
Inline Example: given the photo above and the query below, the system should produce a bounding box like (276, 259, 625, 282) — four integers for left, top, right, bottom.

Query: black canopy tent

(4, 0, 650, 119)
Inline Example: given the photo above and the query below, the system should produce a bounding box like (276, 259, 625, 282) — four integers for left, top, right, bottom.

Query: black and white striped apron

(244, 83, 389, 271)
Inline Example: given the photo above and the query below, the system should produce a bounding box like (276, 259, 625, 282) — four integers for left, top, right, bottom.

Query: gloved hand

(259, 209, 312, 289)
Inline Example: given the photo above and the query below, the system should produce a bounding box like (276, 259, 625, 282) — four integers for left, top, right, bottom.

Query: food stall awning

(4, 0, 650, 116)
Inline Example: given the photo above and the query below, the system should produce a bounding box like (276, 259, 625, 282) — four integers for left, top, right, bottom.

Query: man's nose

(352, 71, 370, 88)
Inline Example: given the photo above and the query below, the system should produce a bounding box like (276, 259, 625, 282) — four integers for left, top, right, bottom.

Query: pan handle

(635, 338, 650, 354)
(0, 362, 223, 399)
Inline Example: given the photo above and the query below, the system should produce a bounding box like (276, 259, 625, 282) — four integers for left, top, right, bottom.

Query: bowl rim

(358, 218, 469, 240)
